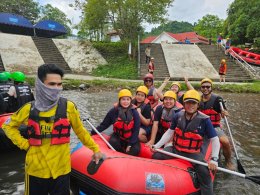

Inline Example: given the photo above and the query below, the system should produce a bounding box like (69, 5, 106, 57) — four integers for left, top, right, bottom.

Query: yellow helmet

(171, 82, 181, 90)
(183, 90, 201, 103)
(136, 86, 148, 96)
(200, 78, 213, 86)
(221, 59, 226, 63)
(118, 89, 132, 99)
(163, 91, 177, 100)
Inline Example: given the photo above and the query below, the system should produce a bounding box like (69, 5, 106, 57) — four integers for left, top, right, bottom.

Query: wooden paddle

(219, 101, 246, 174)
(155, 149, 260, 185)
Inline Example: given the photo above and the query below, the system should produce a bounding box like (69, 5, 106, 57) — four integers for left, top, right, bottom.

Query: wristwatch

(211, 157, 218, 162)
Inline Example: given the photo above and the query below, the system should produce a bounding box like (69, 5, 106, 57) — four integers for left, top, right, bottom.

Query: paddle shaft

(219, 102, 239, 158)
(84, 119, 116, 151)
(155, 149, 246, 178)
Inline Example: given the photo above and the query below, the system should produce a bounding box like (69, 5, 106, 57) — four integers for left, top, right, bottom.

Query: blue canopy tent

(34, 20, 67, 38)
(0, 13, 34, 36)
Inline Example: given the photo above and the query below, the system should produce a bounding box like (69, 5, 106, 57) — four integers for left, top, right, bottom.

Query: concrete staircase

(198, 45, 252, 82)
(32, 37, 71, 73)
(0, 54, 5, 72)
(140, 43, 169, 80)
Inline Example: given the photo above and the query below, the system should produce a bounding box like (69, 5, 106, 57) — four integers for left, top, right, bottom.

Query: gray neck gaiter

(34, 77, 62, 112)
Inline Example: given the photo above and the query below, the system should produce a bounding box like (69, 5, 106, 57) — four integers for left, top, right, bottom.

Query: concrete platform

(161, 43, 219, 79)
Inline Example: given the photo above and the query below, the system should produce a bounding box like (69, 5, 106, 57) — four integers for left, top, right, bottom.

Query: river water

(0, 90, 259, 195)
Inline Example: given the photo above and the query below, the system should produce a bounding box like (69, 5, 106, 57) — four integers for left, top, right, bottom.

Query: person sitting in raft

(152, 89, 220, 195)
(132, 86, 152, 143)
(146, 91, 182, 147)
(94, 89, 140, 156)
(143, 73, 169, 109)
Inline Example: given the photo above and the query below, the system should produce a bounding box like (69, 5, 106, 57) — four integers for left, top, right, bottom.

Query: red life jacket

(173, 111, 207, 153)
(27, 97, 71, 146)
(219, 63, 227, 74)
(159, 105, 177, 133)
(147, 87, 158, 109)
(199, 94, 221, 127)
(113, 105, 135, 141)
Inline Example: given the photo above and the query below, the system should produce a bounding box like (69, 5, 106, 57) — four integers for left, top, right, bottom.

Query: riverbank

(26, 75, 260, 93)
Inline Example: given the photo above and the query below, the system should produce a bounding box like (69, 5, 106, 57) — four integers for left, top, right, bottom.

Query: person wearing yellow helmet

(132, 86, 152, 143)
(219, 59, 227, 83)
(3, 64, 103, 195)
(95, 89, 141, 156)
(7, 71, 34, 112)
(152, 90, 220, 195)
(146, 90, 182, 148)
(199, 78, 234, 170)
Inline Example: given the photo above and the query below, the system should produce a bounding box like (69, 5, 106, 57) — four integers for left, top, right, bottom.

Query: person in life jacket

(7, 71, 34, 112)
(152, 89, 220, 195)
(146, 91, 182, 147)
(0, 72, 11, 114)
(95, 89, 141, 156)
(219, 59, 227, 84)
(199, 78, 234, 170)
(132, 85, 152, 143)
(143, 73, 169, 109)
(2, 64, 103, 195)
(148, 57, 155, 74)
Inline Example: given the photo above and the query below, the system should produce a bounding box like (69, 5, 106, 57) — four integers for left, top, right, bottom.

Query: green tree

(194, 14, 224, 41)
(0, 0, 40, 22)
(79, 0, 174, 42)
(145, 21, 194, 37)
(226, 0, 260, 44)
(40, 4, 72, 36)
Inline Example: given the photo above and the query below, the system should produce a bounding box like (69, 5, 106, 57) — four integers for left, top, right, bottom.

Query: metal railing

(221, 44, 260, 79)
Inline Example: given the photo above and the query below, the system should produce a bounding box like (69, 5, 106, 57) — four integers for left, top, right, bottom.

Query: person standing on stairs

(217, 33, 223, 49)
(219, 59, 227, 84)
(145, 45, 151, 64)
(148, 57, 155, 74)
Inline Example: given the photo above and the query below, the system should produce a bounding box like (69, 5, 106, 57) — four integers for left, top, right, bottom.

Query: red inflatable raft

(71, 134, 215, 195)
(229, 47, 260, 66)
(0, 113, 27, 151)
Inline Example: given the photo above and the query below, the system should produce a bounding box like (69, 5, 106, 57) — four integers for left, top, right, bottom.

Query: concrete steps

(140, 43, 170, 80)
(32, 37, 71, 73)
(198, 45, 252, 82)
(0, 54, 5, 72)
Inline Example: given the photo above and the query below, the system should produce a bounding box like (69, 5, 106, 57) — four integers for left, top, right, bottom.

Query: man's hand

(126, 146, 132, 153)
(92, 152, 103, 164)
(221, 110, 229, 117)
(208, 160, 218, 171)
(146, 140, 154, 148)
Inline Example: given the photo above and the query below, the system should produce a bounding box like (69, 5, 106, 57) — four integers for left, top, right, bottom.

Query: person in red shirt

(219, 59, 227, 84)
(148, 57, 155, 74)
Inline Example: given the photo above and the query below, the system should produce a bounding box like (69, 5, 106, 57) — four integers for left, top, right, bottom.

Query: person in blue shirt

(94, 89, 141, 156)
(152, 90, 220, 195)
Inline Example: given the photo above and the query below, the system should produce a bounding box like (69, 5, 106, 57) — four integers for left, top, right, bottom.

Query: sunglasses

(201, 86, 211, 89)
(145, 79, 152, 83)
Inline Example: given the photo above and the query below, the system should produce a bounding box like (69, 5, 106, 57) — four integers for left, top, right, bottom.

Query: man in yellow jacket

(3, 64, 103, 195)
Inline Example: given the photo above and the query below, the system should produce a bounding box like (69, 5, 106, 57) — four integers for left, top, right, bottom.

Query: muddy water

(0, 91, 259, 194)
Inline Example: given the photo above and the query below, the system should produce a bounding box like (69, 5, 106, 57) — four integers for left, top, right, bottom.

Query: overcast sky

(37, 0, 235, 33)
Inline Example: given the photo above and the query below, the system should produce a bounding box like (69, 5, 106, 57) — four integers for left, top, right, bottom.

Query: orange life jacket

(27, 98, 71, 146)
(199, 94, 221, 127)
(113, 105, 135, 141)
(173, 111, 207, 153)
(219, 63, 227, 74)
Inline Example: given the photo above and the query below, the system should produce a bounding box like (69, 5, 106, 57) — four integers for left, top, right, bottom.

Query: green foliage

(91, 41, 137, 79)
(226, 0, 260, 44)
(40, 4, 72, 36)
(79, 0, 174, 42)
(0, 0, 40, 22)
(144, 21, 194, 37)
(194, 14, 224, 41)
